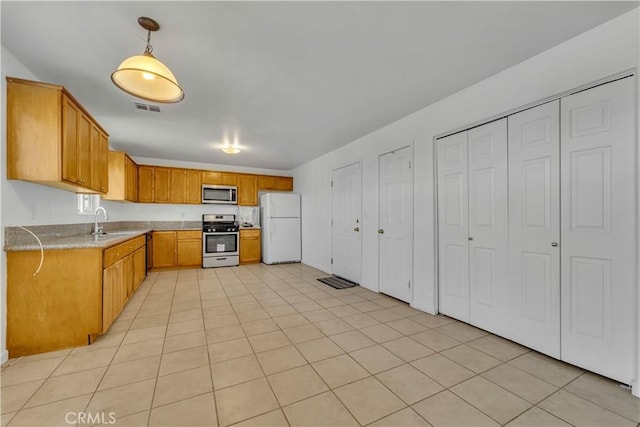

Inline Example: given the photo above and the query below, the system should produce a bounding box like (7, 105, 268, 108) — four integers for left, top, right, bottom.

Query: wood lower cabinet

(102, 235, 146, 333)
(240, 229, 261, 264)
(152, 231, 178, 268)
(177, 231, 203, 267)
(6, 234, 147, 357)
(7, 77, 109, 194)
(237, 174, 258, 206)
(152, 230, 202, 269)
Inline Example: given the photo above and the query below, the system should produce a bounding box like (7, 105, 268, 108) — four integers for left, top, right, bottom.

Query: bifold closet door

(560, 76, 636, 384)
(467, 119, 509, 334)
(507, 101, 560, 358)
(437, 132, 470, 322)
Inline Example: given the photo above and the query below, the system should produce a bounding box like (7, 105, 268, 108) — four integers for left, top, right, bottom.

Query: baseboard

(410, 301, 437, 315)
(301, 260, 331, 275)
(0, 349, 8, 365)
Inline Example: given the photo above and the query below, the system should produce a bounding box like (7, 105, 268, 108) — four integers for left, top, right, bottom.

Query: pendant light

(111, 17, 184, 103)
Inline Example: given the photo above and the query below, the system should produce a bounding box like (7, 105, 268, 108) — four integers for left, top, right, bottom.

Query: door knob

(354, 227, 360, 232)
(378, 229, 384, 234)
(468, 237, 473, 241)
(551, 242, 558, 247)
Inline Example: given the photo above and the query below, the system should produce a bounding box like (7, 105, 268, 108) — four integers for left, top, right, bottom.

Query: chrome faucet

(93, 206, 108, 235)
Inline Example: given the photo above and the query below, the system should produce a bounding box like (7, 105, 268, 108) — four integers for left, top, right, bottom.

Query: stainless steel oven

(202, 214, 239, 268)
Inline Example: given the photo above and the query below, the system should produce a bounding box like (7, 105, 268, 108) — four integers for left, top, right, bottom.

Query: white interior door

(437, 132, 470, 322)
(379, 146, 413, 302)
(508, 101, 561, 358)
(560, 76, 636, 384)
(467, 119, 509, 335)
(331, 162, 362, 283)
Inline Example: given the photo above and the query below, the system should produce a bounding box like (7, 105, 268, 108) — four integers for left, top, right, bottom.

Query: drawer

(104, 235, 146, 267)
(177, 230, 202, 240)
(240, 229, 261, 239)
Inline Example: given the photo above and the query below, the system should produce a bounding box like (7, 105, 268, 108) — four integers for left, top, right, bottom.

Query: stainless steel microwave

(202, 185, 238, 204)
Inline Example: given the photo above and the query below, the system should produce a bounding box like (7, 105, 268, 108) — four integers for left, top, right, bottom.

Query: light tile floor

(1, 264, 639, 426)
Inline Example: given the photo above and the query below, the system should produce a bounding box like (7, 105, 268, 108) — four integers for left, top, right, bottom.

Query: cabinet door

(240, 230, 261, 264)
(103, 259, 124, 332)
(177, 239, 202, 267)
(258, 175, 277, 190)
(170, 169, 186, 203)
(61, 97, 79, 184)
(237, 174, 258, 206)
(220, 173, 237, 185)
(77, 113, 92, 188)
(202, 171, 222, 184)
(122, 254, 132, 298)
(154, 168, 171, 203)
(90, 125, 101, 192)
(125, 157, 138, 202)
(186, 170, 202, 204)
(99, 132, 109, 194)
(152, 231, 177, 268)
(275, 177, 293, 191)
(138, 166, 155, 202)
(132, 247, 146, 290)
(102, 264, 115, 332)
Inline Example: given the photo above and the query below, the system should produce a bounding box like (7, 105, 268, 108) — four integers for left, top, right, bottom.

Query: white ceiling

(1, 2, 637, 170)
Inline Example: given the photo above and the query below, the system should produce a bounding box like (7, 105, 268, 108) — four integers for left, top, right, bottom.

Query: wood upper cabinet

(170, 169, 187, 203)
(186, 169, 202, 204)
(90, 125, 109, 194)
(154, 167, 171, 203)
(138, 166, 155, 202)
(258, 175, 294, 192)
(152, 231, 177, 268)
(102, 152, 138, 202)
(276, 176, 294, 191)
(240, 229, 261, 264)
(202, 171, 237, 185)
(6, 77, 109, 194)
(237, 174, 258, 206)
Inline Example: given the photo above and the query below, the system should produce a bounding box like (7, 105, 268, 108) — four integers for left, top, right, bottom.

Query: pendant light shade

(111, 17, 184, 103)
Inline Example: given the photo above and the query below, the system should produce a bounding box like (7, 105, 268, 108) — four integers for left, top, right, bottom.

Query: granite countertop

(5, 229, 152, 252)
(4, 220, 204, 252)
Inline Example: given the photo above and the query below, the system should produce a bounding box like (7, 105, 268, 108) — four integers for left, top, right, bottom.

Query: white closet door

(560, 77, 636, 384)
(468, 119, 509, 335)
(508, 101, 560, 358)
(437, 132, 469, 322)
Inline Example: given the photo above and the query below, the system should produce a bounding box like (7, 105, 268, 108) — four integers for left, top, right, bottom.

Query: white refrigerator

(261, 193, 301, 264)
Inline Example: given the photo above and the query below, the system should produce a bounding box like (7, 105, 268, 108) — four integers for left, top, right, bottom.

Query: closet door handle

(551, 242, 558, 247)
(468, 237, 473, 241)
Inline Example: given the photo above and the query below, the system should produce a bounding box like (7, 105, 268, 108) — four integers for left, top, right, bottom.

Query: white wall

(293, 10, 640, 317)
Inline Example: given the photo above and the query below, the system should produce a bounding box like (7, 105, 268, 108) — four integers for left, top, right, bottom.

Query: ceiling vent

(133, 101, 161, 112)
